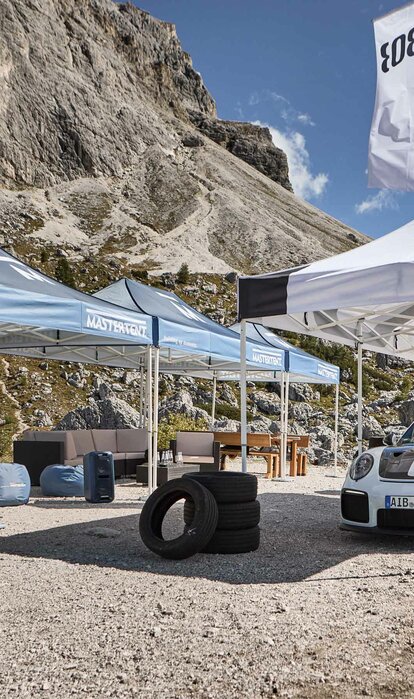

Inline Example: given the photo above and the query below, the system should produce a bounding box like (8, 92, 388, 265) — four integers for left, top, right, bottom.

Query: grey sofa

(13, 428, 147, 485)
(170, 431, 220, 472)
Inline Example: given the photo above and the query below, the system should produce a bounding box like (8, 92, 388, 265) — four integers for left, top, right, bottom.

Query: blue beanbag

(40, 464, 84, 497)
(0, 463, 31, 506)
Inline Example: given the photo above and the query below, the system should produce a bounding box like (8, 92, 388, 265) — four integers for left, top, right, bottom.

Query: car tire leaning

(139, 478, 218, 560)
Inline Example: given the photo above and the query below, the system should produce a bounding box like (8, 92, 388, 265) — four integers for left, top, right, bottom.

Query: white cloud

(297, 113, 315, 127)
(355, 190, 398, 214)
(254, 121, 328, 200)
(248, 91, 315, 127)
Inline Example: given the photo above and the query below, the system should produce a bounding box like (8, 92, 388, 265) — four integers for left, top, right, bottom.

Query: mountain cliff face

(0, 0, 368, 274)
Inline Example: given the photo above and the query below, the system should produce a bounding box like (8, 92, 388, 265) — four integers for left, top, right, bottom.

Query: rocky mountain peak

(0, 0, 368, 275)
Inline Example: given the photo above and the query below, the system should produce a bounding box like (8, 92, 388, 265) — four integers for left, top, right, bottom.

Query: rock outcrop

(189, 113, 292, 191)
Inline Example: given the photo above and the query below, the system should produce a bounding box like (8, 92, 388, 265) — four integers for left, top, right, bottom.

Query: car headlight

(349, 453, 374, 481)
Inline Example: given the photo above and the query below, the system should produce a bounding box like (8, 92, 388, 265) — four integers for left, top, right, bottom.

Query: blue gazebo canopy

(231, 322, 340, 385)
(95, 278, 286, 373)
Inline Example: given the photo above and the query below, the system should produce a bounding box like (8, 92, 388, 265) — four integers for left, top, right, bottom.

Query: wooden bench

(213, 432, 279, 476)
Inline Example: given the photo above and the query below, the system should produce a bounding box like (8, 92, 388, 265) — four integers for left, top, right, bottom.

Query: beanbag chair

(0, 463, 31, 506)
(40, 464, 84, 497)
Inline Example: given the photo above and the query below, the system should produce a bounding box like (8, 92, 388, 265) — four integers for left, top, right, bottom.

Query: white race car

(341, 424, 414, 534)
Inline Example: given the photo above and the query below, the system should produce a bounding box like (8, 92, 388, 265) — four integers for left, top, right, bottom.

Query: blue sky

(135, 0, 414, 239)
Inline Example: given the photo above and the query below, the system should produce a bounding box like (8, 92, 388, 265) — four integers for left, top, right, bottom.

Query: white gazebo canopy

(238, 219, 414, 465)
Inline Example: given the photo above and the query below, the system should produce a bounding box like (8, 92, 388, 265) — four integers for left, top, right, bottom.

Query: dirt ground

(0, 462, 414, 699)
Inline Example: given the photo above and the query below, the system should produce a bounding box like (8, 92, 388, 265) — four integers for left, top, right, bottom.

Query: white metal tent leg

(284, 373, 290, 477)
(280, 371, 286, 478)
(146, 346, 153, 495)
(211, 375, 217, 428)
(357, 342, 363, 455)
(333, 382, 339, 476)
(139, 366, 144, 428)
(240, 320, 248, 473)
(152, 347, 160, 492)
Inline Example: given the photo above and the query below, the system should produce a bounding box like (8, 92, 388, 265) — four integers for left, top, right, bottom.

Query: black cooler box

(83, 451, 115, 503)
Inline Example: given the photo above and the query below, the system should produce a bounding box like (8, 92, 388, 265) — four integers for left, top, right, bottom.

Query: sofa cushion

(116, 429, 147, 453)
(124, 452, 145, 460)
(34, 431, 77, 461)
(182, 455, 215, 464)
(92, 429, 117, 454)
(71, 430, 95, 457)
(176, 432, 214, 456)
(64, 458, 83, 467)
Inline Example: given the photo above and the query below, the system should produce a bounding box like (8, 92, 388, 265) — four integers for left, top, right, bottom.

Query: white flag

(368, 3, 414, 190)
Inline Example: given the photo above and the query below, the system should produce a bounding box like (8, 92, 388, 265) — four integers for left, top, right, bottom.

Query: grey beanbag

(40, 464, 84, 497)
(0, 463, 30, 506)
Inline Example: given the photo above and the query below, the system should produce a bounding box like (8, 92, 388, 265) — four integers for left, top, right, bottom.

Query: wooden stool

(297, 453, 308, 476)
(289, 440, 298, 477)
(272, 453, 281, 478)
(265, 455, 273, 479)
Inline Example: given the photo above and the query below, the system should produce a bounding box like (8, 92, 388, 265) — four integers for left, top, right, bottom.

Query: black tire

(202, 526, 260, 554)
(184, 499, 260, 530)
(183, 471, 257, 504)
(139, 478, 218, 560)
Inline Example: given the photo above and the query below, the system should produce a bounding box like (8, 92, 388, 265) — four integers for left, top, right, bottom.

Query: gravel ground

(1, 462, 414, 698)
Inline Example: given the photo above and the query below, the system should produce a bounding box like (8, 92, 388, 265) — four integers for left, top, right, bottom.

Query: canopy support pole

(240, 320, 248, 473)
(139, 366, 144, 428)
(357, 339, 363, 456)
(211, 375, 217, 427)
(278, 373, 285, 478)
(274, 372, 292, 481)
(333, 382, 340, 476)
(146, 346, 153, 495)
(152, 347, 160, 493)
(284, 373, 290, 477)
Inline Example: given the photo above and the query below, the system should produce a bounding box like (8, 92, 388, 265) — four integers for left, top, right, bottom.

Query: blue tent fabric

(231, 322, 340, 385)
(0, 249, 153, 353)
(40, 464, 84, 497)
(95, 279, 285, 371)
(0, 463, 30, 506)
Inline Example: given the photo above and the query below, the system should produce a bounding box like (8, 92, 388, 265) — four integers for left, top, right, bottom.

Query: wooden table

(213, 431, 277, 474)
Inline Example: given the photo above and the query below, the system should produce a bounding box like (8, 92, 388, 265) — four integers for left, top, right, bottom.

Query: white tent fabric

(237, 220, 414, 465)
(238, 220, 414, 358)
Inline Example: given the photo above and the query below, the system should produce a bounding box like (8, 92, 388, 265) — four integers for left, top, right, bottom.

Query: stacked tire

(183, 471, 260, 554)
(139, 471, 260, 559)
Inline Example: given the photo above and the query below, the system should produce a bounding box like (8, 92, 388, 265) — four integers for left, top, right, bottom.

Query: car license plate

(385, 496, 414, 509)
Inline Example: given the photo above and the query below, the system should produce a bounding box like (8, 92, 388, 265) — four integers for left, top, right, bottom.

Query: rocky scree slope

(0, 0, 368, 274)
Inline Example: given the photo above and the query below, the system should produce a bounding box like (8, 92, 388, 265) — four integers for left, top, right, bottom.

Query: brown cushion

(71, 430, 95, 456)
(34, 431, 77, 461)
(176, 432, 213, 456)
(92, 429, 117, 453)
(116, 429, 147, 453)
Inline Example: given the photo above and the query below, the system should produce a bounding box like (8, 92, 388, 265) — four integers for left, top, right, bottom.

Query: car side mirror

(383, 433, 396, 446)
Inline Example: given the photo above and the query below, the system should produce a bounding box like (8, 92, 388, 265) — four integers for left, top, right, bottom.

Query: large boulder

(250, 391, 280, 416)
(158, 390, 210, 422)
(55, 384, 142, 430)
(398, 399, 414, 426)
